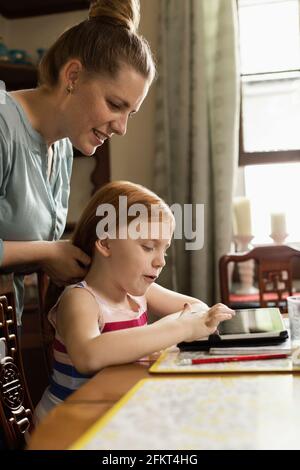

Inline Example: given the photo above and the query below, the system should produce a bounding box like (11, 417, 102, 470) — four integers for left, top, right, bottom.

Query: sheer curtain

(154, 0, 240, 304)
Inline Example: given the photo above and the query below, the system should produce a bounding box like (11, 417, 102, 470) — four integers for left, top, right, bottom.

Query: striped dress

(34, 280, 148, 423)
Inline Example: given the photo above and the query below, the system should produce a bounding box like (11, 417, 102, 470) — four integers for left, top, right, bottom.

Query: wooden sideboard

(0, 0, 89, 19)
(0, 62, 37, 90)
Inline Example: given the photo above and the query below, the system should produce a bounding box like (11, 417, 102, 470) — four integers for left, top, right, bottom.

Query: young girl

(35, 181, 234, 422)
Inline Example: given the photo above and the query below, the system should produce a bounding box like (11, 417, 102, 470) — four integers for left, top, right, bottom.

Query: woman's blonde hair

(39, 0, 156, 87)
(72, 181, 174, 257)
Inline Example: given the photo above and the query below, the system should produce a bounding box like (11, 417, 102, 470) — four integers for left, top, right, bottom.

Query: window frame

(239, 94, 300, 166)
(237, 0, 300, 166)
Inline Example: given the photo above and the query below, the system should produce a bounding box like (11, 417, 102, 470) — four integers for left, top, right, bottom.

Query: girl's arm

(145, 282, 209, 318)
(57, 288, 234, 375)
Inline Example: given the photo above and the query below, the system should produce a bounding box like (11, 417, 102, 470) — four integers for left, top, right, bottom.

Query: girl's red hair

(72, 181, 174, 257)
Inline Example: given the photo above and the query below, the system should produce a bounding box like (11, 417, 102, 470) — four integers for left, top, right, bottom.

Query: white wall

(2, 10, 88, 63)
(0, 0, 159, 220)
(0, 14, 10, 41)
(110, 0, 159, 190)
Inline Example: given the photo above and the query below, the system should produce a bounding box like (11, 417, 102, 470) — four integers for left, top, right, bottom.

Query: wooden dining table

(27, 347, 300, 450)
(27, 356, 159, 450)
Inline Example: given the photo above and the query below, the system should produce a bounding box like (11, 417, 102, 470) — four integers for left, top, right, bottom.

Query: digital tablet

(178, 307, 289, 351)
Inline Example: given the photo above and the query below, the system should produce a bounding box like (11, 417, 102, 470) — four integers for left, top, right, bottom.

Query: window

(245, 162, 300, 243)
(238, 0, 300, 165)
(237, 0, 300, 244)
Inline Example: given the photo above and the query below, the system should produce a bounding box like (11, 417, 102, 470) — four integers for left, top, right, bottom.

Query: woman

(0, 0, 156, 324)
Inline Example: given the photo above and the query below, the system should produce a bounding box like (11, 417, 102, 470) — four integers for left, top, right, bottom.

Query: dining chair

(0, 269, 56, 448)
(219, 245, 300, 313)
(36, 270, 55, 378)
(0, 274, 34, 449)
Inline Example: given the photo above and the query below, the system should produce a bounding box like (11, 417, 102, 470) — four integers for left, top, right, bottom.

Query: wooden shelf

(0, 0, 89, 19)
(0, 61, 38, 91)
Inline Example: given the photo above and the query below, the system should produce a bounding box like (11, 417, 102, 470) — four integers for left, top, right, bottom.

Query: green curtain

(154, 0, 240, 304)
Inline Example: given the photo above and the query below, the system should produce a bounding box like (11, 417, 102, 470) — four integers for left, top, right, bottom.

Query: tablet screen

(218, 307, 285, 336)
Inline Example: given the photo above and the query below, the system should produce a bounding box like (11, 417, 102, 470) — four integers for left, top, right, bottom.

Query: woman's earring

(66, 84, 74, 94)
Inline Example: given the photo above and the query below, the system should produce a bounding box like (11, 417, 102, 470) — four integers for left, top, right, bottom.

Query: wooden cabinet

(0, 0, 89, 19)
(0, 62, 37, 91)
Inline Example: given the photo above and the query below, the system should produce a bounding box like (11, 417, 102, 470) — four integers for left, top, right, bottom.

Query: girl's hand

(179, 302, 235, 342)
(42, 240, 91, 286)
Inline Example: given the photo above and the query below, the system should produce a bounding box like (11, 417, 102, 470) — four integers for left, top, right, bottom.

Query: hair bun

(88, 0, 140, 33)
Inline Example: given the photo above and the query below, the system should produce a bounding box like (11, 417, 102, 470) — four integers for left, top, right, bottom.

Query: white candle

(233, 197, 252, 236)
(271, 212, 286, 234)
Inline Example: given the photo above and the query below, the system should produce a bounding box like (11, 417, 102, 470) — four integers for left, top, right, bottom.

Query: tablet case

(178, 330, 289, 351)
(178, 307, 288, 351)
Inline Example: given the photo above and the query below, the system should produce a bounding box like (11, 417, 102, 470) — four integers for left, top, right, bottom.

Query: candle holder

(234, 235, 253, 252)
(270, 232, 288, 245)
(234, 235, 259, 295)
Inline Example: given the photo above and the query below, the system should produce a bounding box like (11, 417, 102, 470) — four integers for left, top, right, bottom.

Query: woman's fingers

(45, 260, 87, 285)
(43, 241, 91, 284)
(71, 261, 89, 277)
(73, 246, 91, 267)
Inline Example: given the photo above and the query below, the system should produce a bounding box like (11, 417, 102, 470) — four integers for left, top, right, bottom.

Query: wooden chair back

(36, 271, 54, 378)
(0, 275, 33, 449)
(219, 245, 300, 312)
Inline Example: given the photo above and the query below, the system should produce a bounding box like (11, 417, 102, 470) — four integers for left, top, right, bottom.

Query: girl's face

(106, 218, 173, 297)
(62, 64, 150, 156)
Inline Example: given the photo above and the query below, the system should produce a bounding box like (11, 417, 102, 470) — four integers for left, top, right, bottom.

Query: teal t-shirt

(0, 91, 73, 324)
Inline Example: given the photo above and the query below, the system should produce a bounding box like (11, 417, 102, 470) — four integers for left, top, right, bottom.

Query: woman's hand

(41, 240, 91, 286)
(179, 302, 235, 342)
